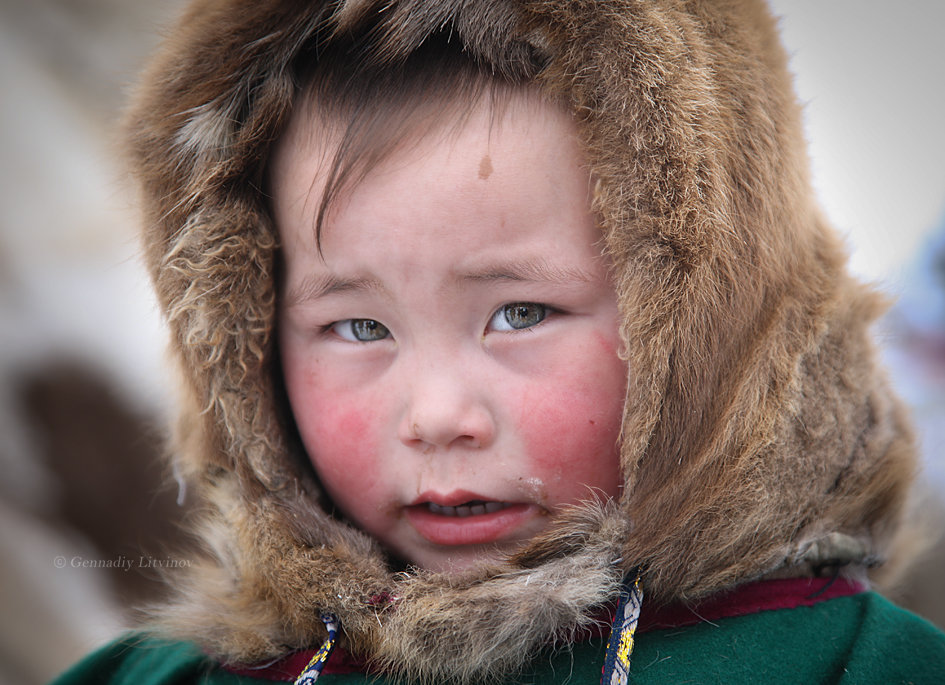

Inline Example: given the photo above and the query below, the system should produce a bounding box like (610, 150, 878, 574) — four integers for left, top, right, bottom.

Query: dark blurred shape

(18, 360, 191, 608)
(894, 498, 945, 631)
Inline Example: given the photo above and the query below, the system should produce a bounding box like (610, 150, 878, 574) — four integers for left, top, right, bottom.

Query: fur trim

(126, 0, 916, 682)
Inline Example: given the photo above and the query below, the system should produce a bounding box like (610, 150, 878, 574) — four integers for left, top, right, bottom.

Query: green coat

(53, 592, 945, 685)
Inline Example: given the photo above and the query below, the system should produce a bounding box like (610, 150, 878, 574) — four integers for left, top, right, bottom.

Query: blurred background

(0, 1, 943, 683)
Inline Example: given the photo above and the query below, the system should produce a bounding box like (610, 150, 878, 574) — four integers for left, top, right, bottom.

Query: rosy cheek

(309, 407, 379, 484)
(518, 340, 625, 503)
(289, 374, 386, 514)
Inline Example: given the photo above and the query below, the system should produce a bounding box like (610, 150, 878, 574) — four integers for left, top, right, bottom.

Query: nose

(397, 355, 496, 451)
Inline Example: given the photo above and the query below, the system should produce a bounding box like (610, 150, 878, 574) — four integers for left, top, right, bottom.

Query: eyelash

(324, 302, 558, 343)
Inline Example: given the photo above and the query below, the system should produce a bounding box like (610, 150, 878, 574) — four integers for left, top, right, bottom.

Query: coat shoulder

(841, 593, 945, 683)
(49, 635, 261, 685)
(631, 592, 945, 684)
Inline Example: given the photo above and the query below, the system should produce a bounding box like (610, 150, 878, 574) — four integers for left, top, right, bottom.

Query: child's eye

(331, 319, 390, 342)
(489, 303, 548, 331)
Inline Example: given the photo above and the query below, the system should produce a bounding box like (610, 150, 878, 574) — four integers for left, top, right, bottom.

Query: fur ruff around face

(125, 0, 916, 682)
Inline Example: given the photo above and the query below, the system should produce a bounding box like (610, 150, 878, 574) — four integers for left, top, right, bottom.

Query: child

(55, 0, 945, 683)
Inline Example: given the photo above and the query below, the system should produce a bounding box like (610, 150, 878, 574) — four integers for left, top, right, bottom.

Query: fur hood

(126, 0, 915, 681)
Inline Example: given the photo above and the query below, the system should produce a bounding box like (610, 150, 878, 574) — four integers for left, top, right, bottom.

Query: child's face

(272, 90, 627, 573)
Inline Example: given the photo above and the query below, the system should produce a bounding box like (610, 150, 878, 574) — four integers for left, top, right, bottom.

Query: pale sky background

(771, 0, 945, 287)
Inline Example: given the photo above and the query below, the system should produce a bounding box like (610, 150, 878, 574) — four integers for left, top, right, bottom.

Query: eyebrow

(283, 259, 596, 307)
(283, 273, 385, 307)
(457, 259, 596, 285)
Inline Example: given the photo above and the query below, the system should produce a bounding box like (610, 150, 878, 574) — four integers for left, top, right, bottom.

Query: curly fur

(125, 1, 917, 682)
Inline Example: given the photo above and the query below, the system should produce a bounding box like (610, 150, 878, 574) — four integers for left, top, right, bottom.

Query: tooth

(426, 502, 512, 517)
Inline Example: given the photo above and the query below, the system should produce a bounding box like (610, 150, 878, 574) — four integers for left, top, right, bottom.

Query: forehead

(270, 88, 594, 257)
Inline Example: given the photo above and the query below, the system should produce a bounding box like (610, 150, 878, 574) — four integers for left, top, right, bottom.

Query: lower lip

(404, 503, 538, 546)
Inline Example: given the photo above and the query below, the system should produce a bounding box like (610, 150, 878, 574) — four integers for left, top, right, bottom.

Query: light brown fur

(125, 1, 917, 682)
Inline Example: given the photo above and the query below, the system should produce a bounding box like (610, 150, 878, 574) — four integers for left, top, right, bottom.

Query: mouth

(424, 500, 514, 517)
(405, 492, 539, 546)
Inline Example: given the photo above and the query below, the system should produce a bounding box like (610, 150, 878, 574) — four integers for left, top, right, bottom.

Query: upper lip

(410, 490, 506, 507)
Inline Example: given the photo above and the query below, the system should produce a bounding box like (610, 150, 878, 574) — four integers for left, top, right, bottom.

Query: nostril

(398, 399, 496, 450)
